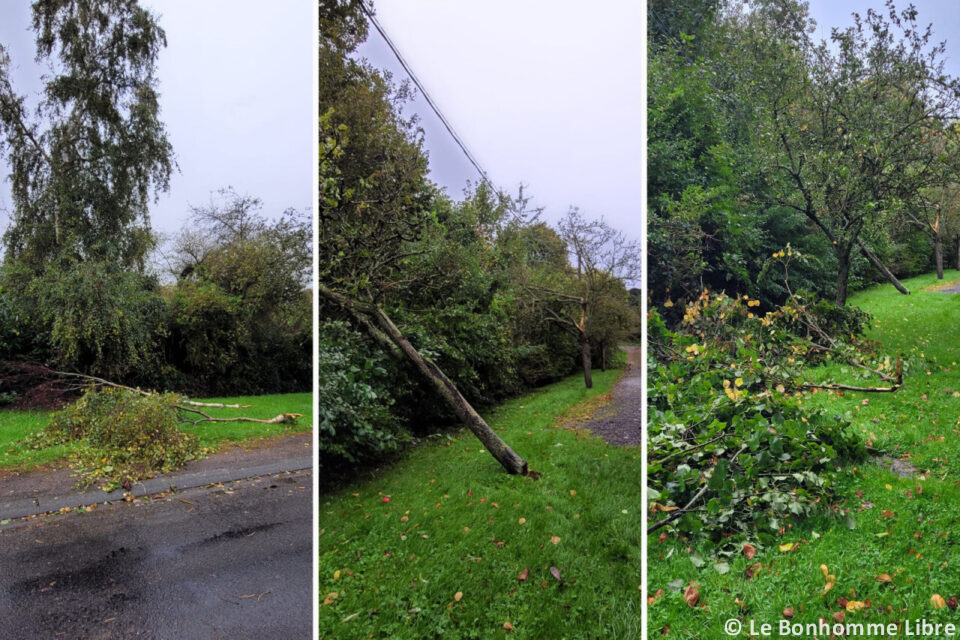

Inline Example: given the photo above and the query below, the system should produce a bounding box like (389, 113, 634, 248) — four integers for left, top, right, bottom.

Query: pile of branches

(21, 368, 301, 490)
(647, 289, 898, 545)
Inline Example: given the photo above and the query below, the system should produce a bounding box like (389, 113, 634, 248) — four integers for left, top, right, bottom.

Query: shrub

(7, 257, 168, 381)
(35, 387, 205, 490)
(317, 321, 406, 467)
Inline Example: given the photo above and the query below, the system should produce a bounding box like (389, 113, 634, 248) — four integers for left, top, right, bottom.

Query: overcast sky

(355, 1, 642, 242)
(0, 0, 312, 242)
(807, 0, 960, 76)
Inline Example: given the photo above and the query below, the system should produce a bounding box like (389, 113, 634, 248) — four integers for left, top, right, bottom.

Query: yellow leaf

(664, 299, 674, 308)
(323, 592, 339, 606)
(846, 600, 866, 612)
(333, 570, 341, 580)
(735, 378, 744, 388)
(518, 518, 526, 525)
(503, 621, 515, 631)
(885, 484, 893, 491)
(822, 578, 835, 595)
(779, 542, 796, 552)
(651, 503, 679, 513)
(648, 588, 665, 605)
(932, 594, 947, 609)
(454, 591, 463, 602)
(820, 564, 836, 595)
(550, 536, 561, 545)
(569, 490, 577, 496)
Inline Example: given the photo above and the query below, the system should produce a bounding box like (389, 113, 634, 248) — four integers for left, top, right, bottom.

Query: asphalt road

(0, 469, 312, 640)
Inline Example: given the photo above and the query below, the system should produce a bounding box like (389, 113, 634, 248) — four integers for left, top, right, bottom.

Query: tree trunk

(956, 234, 960, 271)
(317, 285, 528, 475)
(601, 342, 607, 372)
(935, 232, 944, 279)
(856, 239, 910, 295)
(581, 334, 593, 389)
(835, 246, 851, 306)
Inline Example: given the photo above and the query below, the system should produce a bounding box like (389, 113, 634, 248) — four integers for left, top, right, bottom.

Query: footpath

(0, 433, 312, 521)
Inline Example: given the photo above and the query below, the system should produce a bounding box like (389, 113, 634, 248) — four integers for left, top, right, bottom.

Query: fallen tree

(319, 284, 528, 476)
(23, 368, 301, 490)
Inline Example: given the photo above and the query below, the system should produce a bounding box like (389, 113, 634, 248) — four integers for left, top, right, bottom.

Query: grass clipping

(31, 387, 206, 490)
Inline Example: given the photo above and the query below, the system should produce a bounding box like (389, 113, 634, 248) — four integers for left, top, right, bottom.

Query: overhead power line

(360, 3, 493, 188)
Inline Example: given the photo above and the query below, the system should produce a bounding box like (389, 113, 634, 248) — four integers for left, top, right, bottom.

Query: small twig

(650, 431, 730, 468)
(647, 445, 748, 535)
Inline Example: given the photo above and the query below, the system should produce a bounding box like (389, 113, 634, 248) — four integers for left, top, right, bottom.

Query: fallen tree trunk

(35, 366, 299, 425)
(319, 284, 528, 475)
(857, 239, 910, 295)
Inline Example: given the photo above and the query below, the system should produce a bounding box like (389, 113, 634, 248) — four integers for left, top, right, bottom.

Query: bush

(166, 280, 244, 391)
(2, 257, 168, 381)
(317, 321, 406, 467)
(34, 387, 205, 490)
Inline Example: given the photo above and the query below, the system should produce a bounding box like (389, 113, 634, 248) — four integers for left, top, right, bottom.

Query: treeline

(319, 1, 639, 469)
(0, 3, 310, 401)
(649, 0, 960, 310)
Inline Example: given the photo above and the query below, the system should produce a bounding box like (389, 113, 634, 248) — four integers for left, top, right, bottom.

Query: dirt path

(582, 346, 640, 446)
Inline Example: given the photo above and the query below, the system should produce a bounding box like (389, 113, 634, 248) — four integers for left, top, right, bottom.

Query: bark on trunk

(935, 233, 944, 279)
(956, 235, 960, 271)
(318, 285, 528, 475)
(601, 342, 607, 372)
(581, 335, 593, 389)
(856, 239, 910, 295)
(835, 247, 851, 306)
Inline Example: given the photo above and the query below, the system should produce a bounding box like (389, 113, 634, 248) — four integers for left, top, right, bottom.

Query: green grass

(319, 370, 642, 639)
(648, 271, 960, 637)
(0, 391, 311, 472)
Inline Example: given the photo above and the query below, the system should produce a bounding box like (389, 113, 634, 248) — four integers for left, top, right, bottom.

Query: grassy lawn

(649, 271, 960, 637)
(0, 391, 311, 472)
(319, 369, 642, 639)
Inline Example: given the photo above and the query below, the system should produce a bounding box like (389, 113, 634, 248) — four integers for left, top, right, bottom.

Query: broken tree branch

(29, 365, 297, 423)
(318, 283, 529, 475)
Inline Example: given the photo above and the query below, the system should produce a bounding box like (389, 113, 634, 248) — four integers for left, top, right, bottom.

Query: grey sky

(0, 1, 313, 242)
(355, 1, 642, 242)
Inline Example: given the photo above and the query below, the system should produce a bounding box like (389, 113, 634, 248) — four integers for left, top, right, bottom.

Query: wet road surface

(0, 469, 312, 639)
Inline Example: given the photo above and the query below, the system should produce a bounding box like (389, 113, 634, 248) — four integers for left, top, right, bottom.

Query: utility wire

(360, 3, 493, 189)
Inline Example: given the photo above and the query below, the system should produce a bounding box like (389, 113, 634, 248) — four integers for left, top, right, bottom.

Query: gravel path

(582, 346, 641, 446)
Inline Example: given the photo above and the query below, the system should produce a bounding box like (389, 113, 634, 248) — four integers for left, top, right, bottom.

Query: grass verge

(319, 369, 641, 639)
(0, 391, 311, 472)
(648, 271, 960, 637)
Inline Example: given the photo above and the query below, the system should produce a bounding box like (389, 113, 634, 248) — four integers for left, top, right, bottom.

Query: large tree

(0, 0, 173, 271)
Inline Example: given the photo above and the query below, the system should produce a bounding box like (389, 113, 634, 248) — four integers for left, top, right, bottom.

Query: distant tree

(164, 189, 311, 394)
(534, 208, 640, 388)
